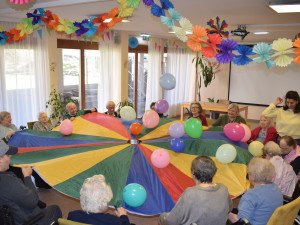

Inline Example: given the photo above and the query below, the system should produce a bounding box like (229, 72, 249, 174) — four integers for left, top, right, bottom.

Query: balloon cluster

(168, 122, 185, 152)
(223, 123, 251, 142)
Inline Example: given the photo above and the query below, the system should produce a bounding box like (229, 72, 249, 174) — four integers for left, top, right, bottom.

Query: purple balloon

(168, 122, 185, 138)
(223, 123, 245, 141)
(155, 99, 169, 114)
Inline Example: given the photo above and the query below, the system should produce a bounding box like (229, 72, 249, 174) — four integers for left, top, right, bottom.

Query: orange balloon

(130, 122, 142, 135)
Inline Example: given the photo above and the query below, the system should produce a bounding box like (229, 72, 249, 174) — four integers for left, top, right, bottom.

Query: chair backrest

(58, 218, 91, 225)
(266, 196, 300, 225)
(218, 99, 230, 105)
(27, 121, 37, 130)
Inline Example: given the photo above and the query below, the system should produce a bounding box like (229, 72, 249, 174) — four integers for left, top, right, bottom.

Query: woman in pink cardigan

(249, 115, 277, 144)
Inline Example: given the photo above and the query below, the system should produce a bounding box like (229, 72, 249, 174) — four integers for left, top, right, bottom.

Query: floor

(37, 115, 252, 224)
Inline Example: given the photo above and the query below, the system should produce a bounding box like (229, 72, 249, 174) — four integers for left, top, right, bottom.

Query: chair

(266, 196, 300, 225)
(58, 218, 91, 225)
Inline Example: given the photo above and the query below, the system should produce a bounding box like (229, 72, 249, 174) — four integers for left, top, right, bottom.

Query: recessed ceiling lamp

(253, 31, 269, 35)
(269, 0, 300, 13)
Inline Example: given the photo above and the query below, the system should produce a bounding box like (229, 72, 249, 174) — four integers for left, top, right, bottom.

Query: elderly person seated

(68, 174, 131, 225)
(187, 102, 208, 126)
(150, 102, 164, 118)
(211, 103, 246, 127)
(280, 135, 300, 176)
(228, 157, 283, 225)
(64, 102, 97, 121)
(0, 111, 19, 142)
(105, 101, 118, 117)
(159, 156, 232, 225)
(249, 115, 277, 144)
(33, 112, 53, 131)
(0, 140, 62, 224)
(263, 141, 297, 197)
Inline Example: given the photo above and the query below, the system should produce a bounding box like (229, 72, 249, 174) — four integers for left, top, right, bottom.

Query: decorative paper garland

(0, 0, 299, 67)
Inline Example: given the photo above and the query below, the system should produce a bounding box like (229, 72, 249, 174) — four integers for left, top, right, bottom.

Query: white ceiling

(0, 0, 300, 44)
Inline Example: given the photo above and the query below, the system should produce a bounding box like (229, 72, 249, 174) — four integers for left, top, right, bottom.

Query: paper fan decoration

(186, 26, 207, 51)
(151, 0, 174, 17)
(82, 17, 98, 37)
(216, 39, 237, 64)
(160, 8, 182, 28)
(233, 45, 255, 66)
(172, 17, 192, 42)
(0, 32, 8, 45)
(200, 33, 222, 58)
(206, 16, 229, 39)
(129, 36, 139, 48)
(74, 20, 89, 37)
(102, 8, 123, 28)
(271, 38, 294, 67)
(26, 8, 45, 25)
(293, 38, 300, 65)
(252, 42, 274, 69)
(118, 0, 135, 18)
(143, 0, 154, 6)
(127, 0, 141, 8)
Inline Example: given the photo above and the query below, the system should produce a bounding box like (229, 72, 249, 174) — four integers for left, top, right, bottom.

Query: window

(57, 39, 100, 109)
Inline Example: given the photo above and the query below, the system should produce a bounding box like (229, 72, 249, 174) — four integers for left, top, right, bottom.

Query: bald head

(66, 102, 77, 116)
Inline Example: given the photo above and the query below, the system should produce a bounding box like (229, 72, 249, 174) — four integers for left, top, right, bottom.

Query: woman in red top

(188, 102, 208, 126)
(250, 115, 277, 144)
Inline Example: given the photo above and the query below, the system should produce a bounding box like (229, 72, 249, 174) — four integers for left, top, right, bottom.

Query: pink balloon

(151, 149, 170, 168)
(240, 123, 251, 142)
(142, 110, 159, 128)
(223, 123, 245, 141)
(60, 119, 73, 135)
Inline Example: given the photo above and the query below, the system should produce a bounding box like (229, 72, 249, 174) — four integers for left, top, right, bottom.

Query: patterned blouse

(32, 121, 53, 131)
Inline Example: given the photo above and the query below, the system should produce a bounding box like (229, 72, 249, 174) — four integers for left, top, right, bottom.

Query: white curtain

(164, 45, 197, 117)
(0, 22, 50, 127)
(145, 38, 163, 111)
(97, 31, 122, 112)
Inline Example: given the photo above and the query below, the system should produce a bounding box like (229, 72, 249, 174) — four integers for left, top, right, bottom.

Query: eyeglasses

(191, 107, 199, 109)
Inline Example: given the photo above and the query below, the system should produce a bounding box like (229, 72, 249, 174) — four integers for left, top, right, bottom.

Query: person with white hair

(67, 174, 131, 225)
(249, 115, 277, 144)
(263, 141, 297, 197)
(63, 102, 97, 121)
(228, 158, 283, 225)
(105, 101, 118, 117)
(33, 112, 53, 131)
(0, 111, 19, 142)
(211, 103, 246, 127)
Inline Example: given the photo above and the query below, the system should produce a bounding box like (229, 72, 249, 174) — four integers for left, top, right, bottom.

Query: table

(180, 102, 248, 121)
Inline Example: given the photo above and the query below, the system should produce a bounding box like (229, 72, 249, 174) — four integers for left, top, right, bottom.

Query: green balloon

(184, 118, 203, 138)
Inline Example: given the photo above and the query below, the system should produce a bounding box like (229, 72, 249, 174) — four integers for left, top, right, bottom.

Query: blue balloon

(170, 138, 185, 152)
(129, 37, 139, 48)
(160, 73, 176, 90)
(122, 183, 147, 207)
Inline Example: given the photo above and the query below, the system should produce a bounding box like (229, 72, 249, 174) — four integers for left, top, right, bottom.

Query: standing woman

(188, 102, 208, 126)
(262, 91, 300, 145)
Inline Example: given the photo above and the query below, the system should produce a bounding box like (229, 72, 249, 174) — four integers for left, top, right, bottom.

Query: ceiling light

(269, 0, 300, 13)
(140, 33, 151, 37)
(253, 31, 269, 35)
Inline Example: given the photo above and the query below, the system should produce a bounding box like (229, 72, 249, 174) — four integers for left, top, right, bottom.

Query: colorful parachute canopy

(10, 113, 252, 215)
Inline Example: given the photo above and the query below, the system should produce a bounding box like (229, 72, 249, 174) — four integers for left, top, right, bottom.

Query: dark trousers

(37, 205, 62, 225)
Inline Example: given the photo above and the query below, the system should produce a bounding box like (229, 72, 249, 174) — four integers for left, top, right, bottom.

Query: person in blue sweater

(228, 157, 283, 225)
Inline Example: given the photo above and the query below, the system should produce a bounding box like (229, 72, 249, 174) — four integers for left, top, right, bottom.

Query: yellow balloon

(248, 141, 264, 157)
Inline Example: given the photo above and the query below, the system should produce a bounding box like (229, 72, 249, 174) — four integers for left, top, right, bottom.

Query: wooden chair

(58, 218, 91, 225)
(266, 196, 300, 225)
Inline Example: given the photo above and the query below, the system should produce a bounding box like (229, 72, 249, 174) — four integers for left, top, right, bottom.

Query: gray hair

(190, 102, 203, 114)
(260, 115, 273, 128)
(66, 102, 75, 111)
(38, 112, 47, 120)
(263, 141, 281, 157)
(0, 111, 10, 121)
(191, 156, 217, 183)
(80, 175, 113, 213)
(247, 157, 275, 184)
(228, 103, 240, 114)
(106, 101, 116, 108)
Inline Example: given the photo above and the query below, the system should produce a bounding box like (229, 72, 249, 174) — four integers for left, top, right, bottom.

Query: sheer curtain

(0, 22, 50, 127)
(97, 31, 122, 112)
(164, 45, 197, 117)
(145, 38, 163, 111)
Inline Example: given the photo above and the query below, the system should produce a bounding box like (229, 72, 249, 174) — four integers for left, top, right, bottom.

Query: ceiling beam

(0, 0, 112, 15)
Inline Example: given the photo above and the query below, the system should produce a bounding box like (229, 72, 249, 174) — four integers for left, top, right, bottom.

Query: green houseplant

(116, 99, 134, 113)
(46, 89, 79, 122)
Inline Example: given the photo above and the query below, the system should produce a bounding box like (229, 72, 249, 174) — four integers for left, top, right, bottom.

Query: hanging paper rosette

(271, 38, 294, 67)
(129, 36, 139, 48)
(118, 0, 135, 18)
(216, 39, 237, 64)
(233, 45, 255, 66)
(252, 42, 274, 69)
(160, 8, 182, 28)
(293, 38, 300, 65)
(186, 26, 207, 52)
(200, 33, 222, 58)
(151, 0, 174, 17)
(172, 17, 192, 42)
(206, 16, 229, 39)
